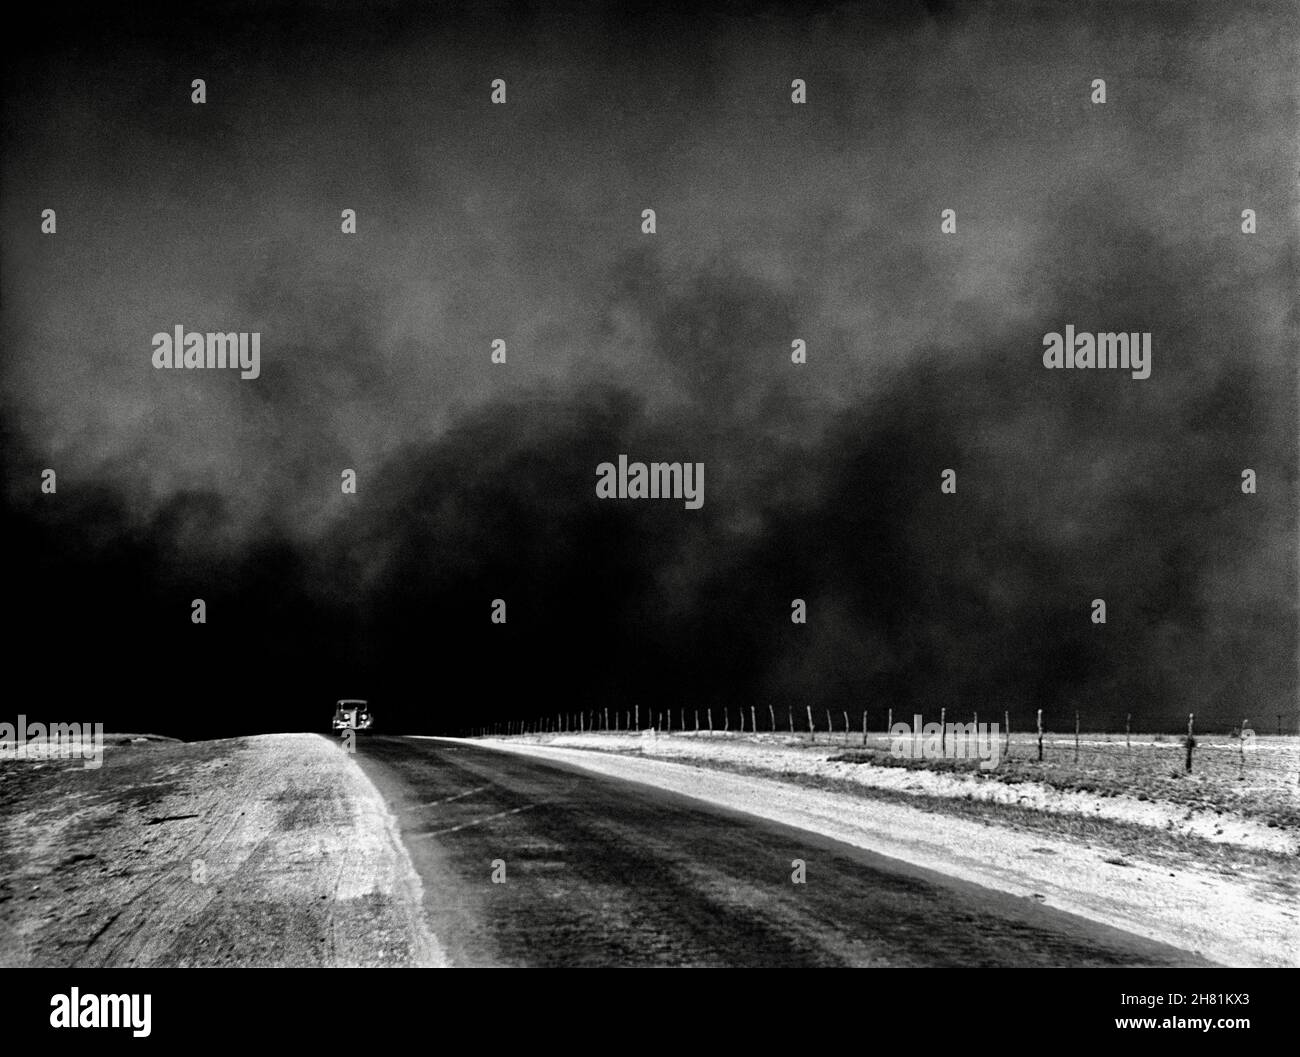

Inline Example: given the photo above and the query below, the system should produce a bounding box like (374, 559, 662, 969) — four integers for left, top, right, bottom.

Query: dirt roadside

(0, 733, 444, 967)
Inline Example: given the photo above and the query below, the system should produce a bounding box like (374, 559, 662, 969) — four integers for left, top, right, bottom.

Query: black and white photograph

(1, 0, 1296, 1037)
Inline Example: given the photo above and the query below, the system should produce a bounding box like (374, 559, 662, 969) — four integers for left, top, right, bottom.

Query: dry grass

(821, 732, 1299, 829)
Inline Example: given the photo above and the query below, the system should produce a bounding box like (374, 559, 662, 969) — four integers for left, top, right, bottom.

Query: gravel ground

(0, 733, 444, 967)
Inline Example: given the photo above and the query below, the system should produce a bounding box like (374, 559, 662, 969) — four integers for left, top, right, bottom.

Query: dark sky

(2, 0, 1296, 737)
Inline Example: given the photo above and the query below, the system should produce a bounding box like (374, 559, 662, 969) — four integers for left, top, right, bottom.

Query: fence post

(1037, 709, 1043, 761)
(1185, 712, 1195, 772)
(725, 708, 730, 733)
(789, 707, 794, 734)
(826, 709, 834, 740)
(1004, 710, 1010, 756)
(707, 708, 713, 733)
(768, 704, 775, 732)
(863, 710, 868, 746)
(1074, 711, 1080, 764)
(940, 707, 946, 755)
(806, 705, 815, 742)
(1125, 712, 1131, 750)
(752, 706, 758, 734)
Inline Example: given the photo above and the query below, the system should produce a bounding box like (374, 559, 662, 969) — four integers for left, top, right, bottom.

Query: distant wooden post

(635, 704, 639, 729)
(843, 711, 850, 745)
(1074, 711, 1080, 763)
(752, 706, 758, 734)
(1240, 718, 1249, 774)
(738, 708, 744, 733)
(940, 707, 946, 755)
(1125, 712, 1131, 750)
(1003, 710, 1010, 755)
(707, 708, 713, 732)
(788, 707, 794, 734)
(1036, 709, 1043, 761)
(694, 709, 700, 732)
(887, 708, 893, 739)
(806, 705, 815, 742)
(680, 708, 685, 730)
(725, 708, 730, 733)
(826, 709, 834, 740)
(768, 704, 775, 732)
(862, 711, 868, 746)
(1185, 712, 1195, 772)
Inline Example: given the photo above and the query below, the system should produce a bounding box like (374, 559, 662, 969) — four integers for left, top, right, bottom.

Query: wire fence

(463, 703, 1300, 740)
(456, 705, 1300, 783)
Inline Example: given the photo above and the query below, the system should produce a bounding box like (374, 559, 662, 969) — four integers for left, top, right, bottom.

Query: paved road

(353, 736, 1210, 967)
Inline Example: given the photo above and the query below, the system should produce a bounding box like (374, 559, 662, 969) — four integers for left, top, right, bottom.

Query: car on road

(333, 699, 373, 735)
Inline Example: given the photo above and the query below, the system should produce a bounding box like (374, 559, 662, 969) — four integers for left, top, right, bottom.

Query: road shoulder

(0, 733, 445, 967)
